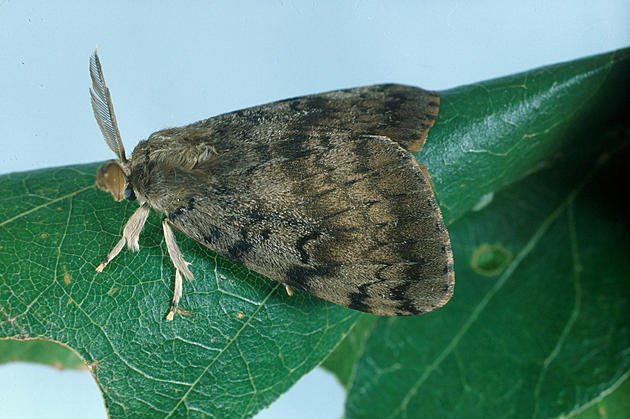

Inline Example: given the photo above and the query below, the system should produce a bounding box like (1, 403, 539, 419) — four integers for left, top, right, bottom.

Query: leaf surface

(570, 374, 630, 419)
(0, 339, 84, 369)
(421, 47, 629, 223)
(0, 165, 359, 417)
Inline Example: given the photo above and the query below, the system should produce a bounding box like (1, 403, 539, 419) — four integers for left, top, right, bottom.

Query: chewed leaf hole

(470, 243, 512, 276)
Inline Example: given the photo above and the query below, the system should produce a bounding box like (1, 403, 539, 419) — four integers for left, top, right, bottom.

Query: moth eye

(124, 187, 137, 201)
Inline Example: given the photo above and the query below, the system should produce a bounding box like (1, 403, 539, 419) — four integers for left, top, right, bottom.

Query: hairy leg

(163, 219, 194, 321)
(96, 204, 150, 272)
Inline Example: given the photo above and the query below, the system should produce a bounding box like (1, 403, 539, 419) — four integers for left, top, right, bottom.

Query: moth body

(89, 50, 454, 320)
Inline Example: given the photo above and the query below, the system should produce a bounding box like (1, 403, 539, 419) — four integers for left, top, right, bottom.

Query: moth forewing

(90, 49, 454, 321)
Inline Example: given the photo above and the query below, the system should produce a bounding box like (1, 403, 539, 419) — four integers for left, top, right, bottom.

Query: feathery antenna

(89, 48, 127, 163)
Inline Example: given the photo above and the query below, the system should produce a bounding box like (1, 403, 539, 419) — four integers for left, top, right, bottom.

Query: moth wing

(147, 133, 453, 316)
(255, 83, 441, 154)
(143, 84, 439, 168)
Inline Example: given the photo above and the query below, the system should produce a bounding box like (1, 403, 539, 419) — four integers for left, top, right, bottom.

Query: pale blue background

(1, 1, 628, 418)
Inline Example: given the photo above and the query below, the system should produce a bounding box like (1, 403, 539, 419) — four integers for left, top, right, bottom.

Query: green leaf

(421, 47, 630, 223)
(321, 314, 376, 389)
(0, 339, 84, 369)
(336, 49, 630, 418)
(2, 47, 629, 418)
(569, 374, 630, 419)
(0, 165, 359, 417)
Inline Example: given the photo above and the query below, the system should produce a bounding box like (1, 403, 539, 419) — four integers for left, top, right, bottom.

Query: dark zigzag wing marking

(131, 132, 453, 316)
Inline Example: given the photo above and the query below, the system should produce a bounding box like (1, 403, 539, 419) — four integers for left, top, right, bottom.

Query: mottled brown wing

(142, 84, 439, 164)
(130, 128, 454, 315)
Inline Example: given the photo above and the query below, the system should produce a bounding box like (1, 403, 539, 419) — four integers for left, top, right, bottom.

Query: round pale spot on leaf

(470, 243, 512, 276)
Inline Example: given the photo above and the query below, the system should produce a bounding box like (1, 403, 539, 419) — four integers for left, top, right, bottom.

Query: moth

(90, 49, 454, 321)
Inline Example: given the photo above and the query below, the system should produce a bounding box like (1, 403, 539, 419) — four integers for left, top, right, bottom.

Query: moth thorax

(96, 160, 132, 202)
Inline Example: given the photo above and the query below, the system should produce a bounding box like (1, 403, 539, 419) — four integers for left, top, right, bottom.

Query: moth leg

(165, 270, 183, 321)
(162, 219, 194, 321)
(284, 284, 294, 296)
(96, 204, 150, 272)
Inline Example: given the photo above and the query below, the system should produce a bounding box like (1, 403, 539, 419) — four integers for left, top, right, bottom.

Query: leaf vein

(166, 283, 281, 417)
(532, 203, 583, 418)
(0, 185, 94, 227)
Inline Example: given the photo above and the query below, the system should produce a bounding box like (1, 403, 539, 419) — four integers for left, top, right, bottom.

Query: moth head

(96, 160, 136, 202)
(89, 48, 135, 202)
